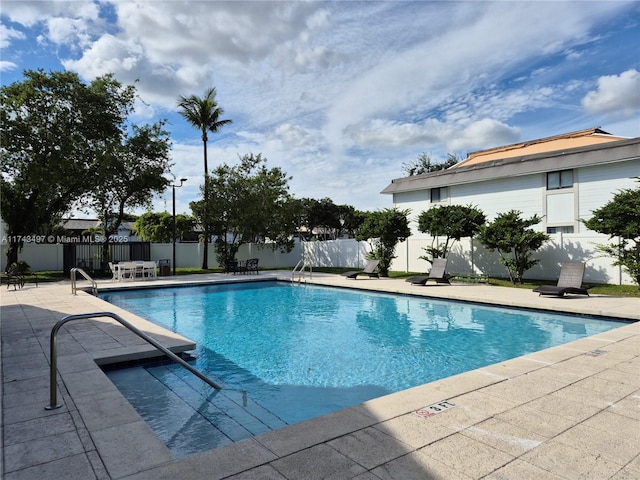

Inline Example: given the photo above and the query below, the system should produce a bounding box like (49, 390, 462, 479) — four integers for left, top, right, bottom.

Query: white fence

(3, 234, 633, 285)
(302, 234, 632, 285)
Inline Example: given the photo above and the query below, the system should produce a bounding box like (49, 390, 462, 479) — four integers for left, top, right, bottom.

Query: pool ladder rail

(70, 267, 98, 295)
(291, 259, 313, 283)
(45, 311, 227, 410)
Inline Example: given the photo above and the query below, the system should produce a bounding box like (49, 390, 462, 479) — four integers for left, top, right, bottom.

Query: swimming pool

(100, 281, 628, 457)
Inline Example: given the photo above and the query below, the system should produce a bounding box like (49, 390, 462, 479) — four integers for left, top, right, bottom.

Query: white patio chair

(142, 261, 157, 280)
(108, 262, 121, 282)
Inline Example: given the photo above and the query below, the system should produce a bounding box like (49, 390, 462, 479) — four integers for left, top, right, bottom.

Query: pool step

(107, 364, 287, 458)
(146, 363, 287, 436)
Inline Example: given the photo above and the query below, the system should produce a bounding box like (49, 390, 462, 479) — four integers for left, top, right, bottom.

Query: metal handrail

(70, 268, 98, 295)
(291, 259, 313, 282)
(46, 311, 222, 410)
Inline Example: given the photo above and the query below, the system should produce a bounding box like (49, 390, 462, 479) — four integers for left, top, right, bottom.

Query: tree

(297, 197, 342, 240)
(417, 204, 486, 263)
(0, 70, 124, 265)
(583, 182, 640, 289)
(86, 121, 172, 260)
(477, 210, 549, 284)
(177, 87, 232, 270)
(190, 153, 297, 265)
(337, 204, 367, 238)
(0, 70, 158, 264)
(133, 211, 196, 243)
(356, 208, 411, 276)
(402, 152, 459, 176)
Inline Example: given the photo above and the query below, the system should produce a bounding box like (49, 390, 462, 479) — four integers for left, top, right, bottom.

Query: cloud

(581, 69, 640, 116)
(324, 2, 631, 149)
(0, 61, 18, 72)
(448, 119, 520, 151)
(0, 23, 24, 49)
(0, 1, 100, 27)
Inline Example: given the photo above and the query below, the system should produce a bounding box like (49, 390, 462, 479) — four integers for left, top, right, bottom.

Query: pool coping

(2, 272, 639, 479)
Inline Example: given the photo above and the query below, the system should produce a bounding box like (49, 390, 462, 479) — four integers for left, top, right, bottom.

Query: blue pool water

(100, 281, 627, 457)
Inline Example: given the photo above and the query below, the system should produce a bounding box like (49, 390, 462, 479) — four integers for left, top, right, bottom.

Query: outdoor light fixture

(172, 178, 188, 275)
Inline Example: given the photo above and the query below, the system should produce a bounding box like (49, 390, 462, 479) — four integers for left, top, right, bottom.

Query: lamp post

(172, 178, 187, 275)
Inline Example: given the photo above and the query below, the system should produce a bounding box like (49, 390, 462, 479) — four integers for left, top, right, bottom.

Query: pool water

(100, 281, 627, 457)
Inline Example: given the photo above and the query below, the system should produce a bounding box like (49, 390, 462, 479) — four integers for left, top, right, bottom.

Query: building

(381, 128, 640, 284)
(62, 219, 137, 241)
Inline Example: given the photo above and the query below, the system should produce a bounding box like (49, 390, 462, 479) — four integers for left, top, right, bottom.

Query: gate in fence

(62, 242, 151, 277)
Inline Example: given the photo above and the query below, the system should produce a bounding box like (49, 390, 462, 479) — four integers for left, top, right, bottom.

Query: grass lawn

(311, 267, 640, 297)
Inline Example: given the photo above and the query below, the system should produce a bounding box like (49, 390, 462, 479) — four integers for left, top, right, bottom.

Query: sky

(1, 1, 639, 216)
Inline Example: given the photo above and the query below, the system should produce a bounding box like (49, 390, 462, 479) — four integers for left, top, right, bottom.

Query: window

(547, 226, 575, 234)
(431, 187, 446, 203)
(547, 169, 573, 190)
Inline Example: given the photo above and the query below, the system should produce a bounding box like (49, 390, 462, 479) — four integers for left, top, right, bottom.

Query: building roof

(62, 219, 135, 231)
(381, 136, 640, 195)
(454, 127, 626, 169)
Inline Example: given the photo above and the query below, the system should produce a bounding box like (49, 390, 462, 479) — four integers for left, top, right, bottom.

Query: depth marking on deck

(414, 400, 456, 418)
(584, 349, 608, 357)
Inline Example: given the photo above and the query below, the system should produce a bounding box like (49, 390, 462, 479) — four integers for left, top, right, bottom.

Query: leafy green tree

(417, 204, 486, 263)
(583, 183, 640, 289)
(86, 121, 172, 259)
(402, 152, 459, 176)
(133, 211, 196, 243)
(297, 197, 342, 240)
(337, 204, 367, 238)
(356, 208, 411, 276)
(477, 210, 549, 284)
(190, 153, 296, 264)
(296, 198, 366, 240)
(177, 87, 232, 270)
(0, 70, 123, 265)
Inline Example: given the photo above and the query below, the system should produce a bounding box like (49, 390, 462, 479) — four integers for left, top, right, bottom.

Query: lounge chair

(343, 260, 380, 279)
(406, 258, 451, 285)
(533, 262, 589, 297)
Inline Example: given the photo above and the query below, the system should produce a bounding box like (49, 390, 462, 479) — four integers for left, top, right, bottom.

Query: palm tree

(177, 87, 232, 269)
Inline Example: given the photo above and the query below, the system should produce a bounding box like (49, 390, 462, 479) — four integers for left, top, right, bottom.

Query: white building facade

(381, 132, 640, 285)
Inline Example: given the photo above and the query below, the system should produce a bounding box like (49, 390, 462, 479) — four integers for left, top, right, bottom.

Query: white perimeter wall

(2, 235, 634, 285)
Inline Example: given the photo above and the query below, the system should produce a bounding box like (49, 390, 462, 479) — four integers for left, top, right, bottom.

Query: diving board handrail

(46, 311, 223, 410)
(70, 267, 98, 295)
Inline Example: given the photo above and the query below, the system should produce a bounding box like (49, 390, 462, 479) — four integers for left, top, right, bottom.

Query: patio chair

(5, 264, 25, 290)
(224, 259, 239, 274)
(406, 258, 452, 285)
(244, 258, 259, 274)
(142, 261, 157, 280)
(533, 262, 589, 297)
(343, 259, 380, 279)
(108, 262, 121, 282)
(118, 262, 136, 281)
(4, 262, 38, 290)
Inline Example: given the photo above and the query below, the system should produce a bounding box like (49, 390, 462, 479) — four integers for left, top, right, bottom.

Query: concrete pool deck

(1, 272, 638, 479)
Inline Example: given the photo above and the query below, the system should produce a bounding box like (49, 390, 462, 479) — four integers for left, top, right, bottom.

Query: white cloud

(324, 2, 625, 149)
(0, 23, 24, 48)
(448, 119, 520, 152)
(45, 17, 94, 50)
(62, 34, 144, 80)
(0, 60, 18, 72)
(0, 1, 100, 27)
(582, 69, 640, 116)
